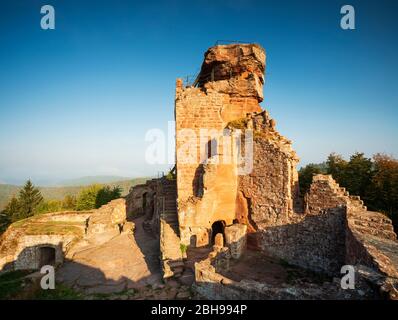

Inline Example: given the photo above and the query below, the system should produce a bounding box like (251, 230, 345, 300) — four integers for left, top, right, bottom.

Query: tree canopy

(299, 152, 398, 231)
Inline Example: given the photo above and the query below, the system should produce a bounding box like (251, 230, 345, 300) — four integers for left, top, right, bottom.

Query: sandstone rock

(198, 44, 265, 102)
(176, 291, 191, 299)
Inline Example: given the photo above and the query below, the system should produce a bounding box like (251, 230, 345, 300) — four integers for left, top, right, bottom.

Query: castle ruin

(133, 43, 398, 299)
(1, 43, 398, 300)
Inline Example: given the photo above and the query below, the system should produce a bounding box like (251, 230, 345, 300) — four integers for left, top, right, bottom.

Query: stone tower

(174, 43, 299, 248)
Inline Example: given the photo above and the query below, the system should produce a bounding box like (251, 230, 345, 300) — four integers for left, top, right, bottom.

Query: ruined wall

(125, 181, 156, 218)
(236, 112, 299, 232)
(230, 111, 349, 274)
(254, 175, 351, 274)
(345, 209, 398, 299)
(194, 244, 370, 300)
(175, 44, 266, 247)
(239, 172, 347, 275)
(259, 208, 346, 275)
(236, 125, 348, 274)
(13, 236, 69, 270)
(174, 43, 398, 292)
(0, 199, 130, 272)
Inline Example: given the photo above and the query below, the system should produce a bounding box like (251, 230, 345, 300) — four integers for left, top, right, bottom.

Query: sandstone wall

(13, 235, 71, 270)
(345, 210, 398, 299)
(0, 199, 130, 272)
(125, 181, 156, 218)
(237, 112, 299, 232)
(175, 44, 265, 248)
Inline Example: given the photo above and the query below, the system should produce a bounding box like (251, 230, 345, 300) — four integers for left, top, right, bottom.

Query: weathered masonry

(131, 43, 398, 299)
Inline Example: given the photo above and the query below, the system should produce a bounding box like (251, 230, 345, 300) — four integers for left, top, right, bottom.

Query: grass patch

(0, 270, 30, 299)
(180, 243, 188, 255)
(34, 283, 83, 300)
(24, 223, 83, 237)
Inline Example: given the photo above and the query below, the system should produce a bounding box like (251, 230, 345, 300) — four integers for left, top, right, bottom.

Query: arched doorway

(211, 220, 226, 244)
(39, 246, 56, 267)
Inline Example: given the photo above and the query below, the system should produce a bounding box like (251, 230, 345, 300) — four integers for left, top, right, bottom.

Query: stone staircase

(326, 177, 368, 211)
(160, 179, 179, 235)
(317, 175, 395, 241)
(306, 175, 368, 215)
(159, 179, 184, 278)
(349, 210, 397, 241)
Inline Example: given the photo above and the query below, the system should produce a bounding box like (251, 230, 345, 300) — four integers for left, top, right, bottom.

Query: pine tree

(16, 180, 43, 220)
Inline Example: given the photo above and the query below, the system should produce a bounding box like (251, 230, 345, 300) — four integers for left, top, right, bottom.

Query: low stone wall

(224, 224, 247, 260)
(258, 208, 346, 275)
(194, 246, 371, 300)
(125, 181, 156, 218)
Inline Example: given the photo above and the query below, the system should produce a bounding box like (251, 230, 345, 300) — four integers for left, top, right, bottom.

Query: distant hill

(55, 176, 134, 187)
(0, 177, 149, 211)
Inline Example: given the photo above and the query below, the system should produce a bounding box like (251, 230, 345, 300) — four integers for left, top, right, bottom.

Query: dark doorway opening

(211, 220, 226, 244)
(39, 246, 56, 267)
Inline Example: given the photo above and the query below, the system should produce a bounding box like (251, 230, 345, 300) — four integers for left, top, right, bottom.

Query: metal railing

(214, 39, 252, 45)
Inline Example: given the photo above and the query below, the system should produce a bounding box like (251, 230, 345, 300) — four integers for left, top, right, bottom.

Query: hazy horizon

(1, 0, 397, 183)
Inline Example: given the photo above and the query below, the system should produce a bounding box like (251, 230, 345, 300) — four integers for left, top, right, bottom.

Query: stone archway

(211, 220, 226, 244)
(39, 246, 56, 267)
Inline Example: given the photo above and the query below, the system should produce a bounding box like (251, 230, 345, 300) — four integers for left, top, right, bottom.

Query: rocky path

(57, 216, 162, 295)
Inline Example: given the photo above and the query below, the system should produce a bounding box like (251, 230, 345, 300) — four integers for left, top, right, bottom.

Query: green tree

(326, 153, 348, 184)
(0, 212, 10, 233)
(298, 163, 325, 195)
(76, 185, 122, 211)
(344, 152, 373, 198)
(368, 154, 398, 221)
(35, 200, 64, 215)
(14, 180, 43, 221)
(2, 197, 20, 221)
(95, 186, 122, 208)
(62, 195, 77, 210)
(0, 197, 18, 232)
(76, 184, 103, 211)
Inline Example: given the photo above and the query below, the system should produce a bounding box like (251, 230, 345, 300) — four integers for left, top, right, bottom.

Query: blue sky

(0, 0, 397, 185)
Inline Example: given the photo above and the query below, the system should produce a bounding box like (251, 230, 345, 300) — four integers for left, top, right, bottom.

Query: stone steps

(323, 178, 367, 211)
(351, 211, 392, 225)
(353, 225, 397, 241)
(352, 218, 395, 232)
(159, 179, 183, 278)
(350, 211, 397, 241)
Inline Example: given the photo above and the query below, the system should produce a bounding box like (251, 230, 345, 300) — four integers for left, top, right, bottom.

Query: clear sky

(0, 0, 397, 185)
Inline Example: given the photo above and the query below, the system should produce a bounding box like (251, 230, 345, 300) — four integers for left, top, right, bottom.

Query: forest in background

(299, 152, 398, 231)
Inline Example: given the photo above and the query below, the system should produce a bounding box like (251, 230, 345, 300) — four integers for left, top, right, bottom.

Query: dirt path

(56, 216, 162, 294)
